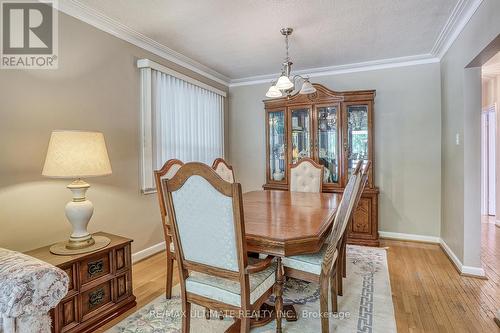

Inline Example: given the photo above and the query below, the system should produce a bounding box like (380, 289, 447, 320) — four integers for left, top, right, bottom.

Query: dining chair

(212, 158, 235, 183)
(154, 159, 184, 299)
(162, 162, 278, 333)
(282, 161, 362, 332)
(289, 157, 324, 192)
(336, 160, 371, 296)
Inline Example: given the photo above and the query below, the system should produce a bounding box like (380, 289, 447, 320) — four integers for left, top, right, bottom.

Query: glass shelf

(269, 111, 286, 182)
(347, 105, 369, 176)
(291, 108, 311, 165)
(317, 106, 339, 183)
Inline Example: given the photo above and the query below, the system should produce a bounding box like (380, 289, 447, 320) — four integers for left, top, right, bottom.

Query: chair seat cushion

(185, 259, 276, 307)
(282, 247, 338, 275)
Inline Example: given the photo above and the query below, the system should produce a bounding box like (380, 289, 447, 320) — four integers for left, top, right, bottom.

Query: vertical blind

(139, 60, 225, 193)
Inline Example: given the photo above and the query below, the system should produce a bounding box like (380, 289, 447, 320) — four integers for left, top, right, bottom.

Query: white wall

(441, 0, 500, 268)
(229, 63, 442, 237)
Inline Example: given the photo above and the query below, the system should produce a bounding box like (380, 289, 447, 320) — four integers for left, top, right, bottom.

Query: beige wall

(228, 63, 442, 237)
(441, 0, 500, 267)
(0, 13, 228, 254)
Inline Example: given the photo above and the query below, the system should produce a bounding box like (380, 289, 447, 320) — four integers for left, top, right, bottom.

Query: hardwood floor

(97, 223, 500, 332)
(382, 221, 499, 333)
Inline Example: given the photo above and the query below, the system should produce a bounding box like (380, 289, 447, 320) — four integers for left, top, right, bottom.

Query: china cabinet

(263, 83, 379, 246)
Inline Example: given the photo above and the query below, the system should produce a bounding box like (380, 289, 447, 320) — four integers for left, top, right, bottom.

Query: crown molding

(430, 0, 484, 59)
(57, 0, 484, 89)
(229, 54, 440, 87)
(56, 0, 231, 86)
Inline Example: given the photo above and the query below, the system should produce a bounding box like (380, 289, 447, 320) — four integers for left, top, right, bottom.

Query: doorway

(481, 103, 496, 216)
(481, 52, 500, 221)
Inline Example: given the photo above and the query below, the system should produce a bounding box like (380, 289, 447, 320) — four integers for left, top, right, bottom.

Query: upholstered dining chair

(289, 157, 324, 192)
(154, 159, 184, 299)
(162, 162, 278, 333)
(212, 158, 235, 183)
(282, 162, 362, 332)
(336, 161, 371, 297)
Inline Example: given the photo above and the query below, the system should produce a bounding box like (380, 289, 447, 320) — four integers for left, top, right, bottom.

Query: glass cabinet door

(268, 110, 286, 182)
(316, 105, 339, 184)
(346, 105, 369, 177)
(290, 108, 311, 165)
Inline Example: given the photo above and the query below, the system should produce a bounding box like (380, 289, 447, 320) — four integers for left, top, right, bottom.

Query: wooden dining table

(242, 190, 340, 333)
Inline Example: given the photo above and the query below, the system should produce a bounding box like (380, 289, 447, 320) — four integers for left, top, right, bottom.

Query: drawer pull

(87, 260, 104, 277)
(89, 288, 105, 307)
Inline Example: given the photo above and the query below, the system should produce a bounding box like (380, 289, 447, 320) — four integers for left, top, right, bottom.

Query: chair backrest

(163, 162, 248, 279)
(337, 161, 368, 241)
(319, 161, 362, 277)
(289, 158, 324, 193)
(154, 159, 184, 229)
(212, 158, 235, 183)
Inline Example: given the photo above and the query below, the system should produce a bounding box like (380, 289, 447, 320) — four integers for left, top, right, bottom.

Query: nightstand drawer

(80, 280, 112, 319)
(80, 252, 111, 285)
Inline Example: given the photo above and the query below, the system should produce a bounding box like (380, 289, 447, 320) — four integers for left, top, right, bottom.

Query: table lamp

(42, 130, 112, 255)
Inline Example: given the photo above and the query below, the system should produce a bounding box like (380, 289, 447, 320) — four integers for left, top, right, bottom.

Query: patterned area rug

(107, 245, 396, 333)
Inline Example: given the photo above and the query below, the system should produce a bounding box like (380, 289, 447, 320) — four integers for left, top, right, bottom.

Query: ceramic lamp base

(51, 179, 105, 255)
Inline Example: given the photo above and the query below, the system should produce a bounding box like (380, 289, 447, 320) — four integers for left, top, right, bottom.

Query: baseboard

(379, 231, 440, 243)
(132, 241, 166, 263)
(439, 239, 486, 278)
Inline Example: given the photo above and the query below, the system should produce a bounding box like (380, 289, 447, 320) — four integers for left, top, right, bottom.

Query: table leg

(275, 257, 284, 333)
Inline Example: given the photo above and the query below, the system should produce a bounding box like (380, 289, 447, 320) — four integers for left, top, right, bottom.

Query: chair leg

(330, 269, 338, 313)
(342, 240, 347, 278)
(240, 316, 251, 333)
(337, 262, 343, 296)
(165, 252, 174, 299)
(319, 276, 329, 333)
(182, 300, 191, 333)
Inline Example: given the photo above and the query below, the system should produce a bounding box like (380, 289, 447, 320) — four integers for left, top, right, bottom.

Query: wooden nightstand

(26, 232, 136, 333)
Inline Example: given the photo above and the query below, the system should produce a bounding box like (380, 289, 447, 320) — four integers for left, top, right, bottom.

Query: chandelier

(265, 28, 316, 98)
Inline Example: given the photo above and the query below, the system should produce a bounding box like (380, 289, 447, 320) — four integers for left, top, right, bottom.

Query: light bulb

(266, 85, 282, 98)
(275, 75, 294, 90)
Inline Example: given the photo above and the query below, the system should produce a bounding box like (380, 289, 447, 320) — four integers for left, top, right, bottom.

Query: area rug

(107, 245, 396, 333)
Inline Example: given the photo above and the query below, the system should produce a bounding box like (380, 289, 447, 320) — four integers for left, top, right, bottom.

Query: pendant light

(265, 28, 316, 98)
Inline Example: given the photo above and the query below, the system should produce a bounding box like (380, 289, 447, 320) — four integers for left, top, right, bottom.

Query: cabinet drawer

(80, 280, 112, 319)
(79, 252, 111, 285)
(57, 296, 78, 332)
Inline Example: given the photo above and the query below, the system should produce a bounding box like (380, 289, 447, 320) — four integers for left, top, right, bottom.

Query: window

(138, 59, 226, 193)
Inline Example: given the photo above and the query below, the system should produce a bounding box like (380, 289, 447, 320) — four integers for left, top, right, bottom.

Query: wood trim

(164, 162, 233, 195)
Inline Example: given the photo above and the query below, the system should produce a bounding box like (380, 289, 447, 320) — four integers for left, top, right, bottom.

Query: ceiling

(74, 0, 459, 81)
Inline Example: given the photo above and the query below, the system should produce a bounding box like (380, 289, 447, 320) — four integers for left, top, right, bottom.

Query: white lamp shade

(299, 80, 316, 94)
(275, 75, 294, 90)
(42, 130, 112, 178)
(266, 85, 282, 98)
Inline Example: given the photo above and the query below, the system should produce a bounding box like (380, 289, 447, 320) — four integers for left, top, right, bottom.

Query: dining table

(242, 190, 340, 333)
